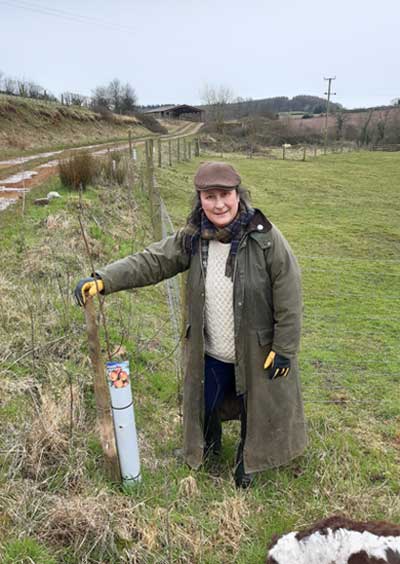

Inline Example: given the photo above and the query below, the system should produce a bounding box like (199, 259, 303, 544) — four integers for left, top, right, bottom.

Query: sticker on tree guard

(108, 363, 130, 389)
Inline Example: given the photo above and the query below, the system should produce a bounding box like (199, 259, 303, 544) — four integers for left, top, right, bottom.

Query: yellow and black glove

(264, 351, 291, 380)
(74, 276, 104, 306)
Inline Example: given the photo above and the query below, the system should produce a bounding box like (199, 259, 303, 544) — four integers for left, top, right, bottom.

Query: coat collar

(246, 208, 273, 234)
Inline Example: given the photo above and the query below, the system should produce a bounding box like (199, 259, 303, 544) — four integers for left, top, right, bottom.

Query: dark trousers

(204, 355, 246, 450)
(204, 354, 236, 417)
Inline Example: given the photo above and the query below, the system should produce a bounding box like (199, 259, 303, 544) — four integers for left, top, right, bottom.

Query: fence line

(136, 141, 399, 414)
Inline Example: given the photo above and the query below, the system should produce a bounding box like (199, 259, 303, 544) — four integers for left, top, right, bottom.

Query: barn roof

(143, 104, 202, 114)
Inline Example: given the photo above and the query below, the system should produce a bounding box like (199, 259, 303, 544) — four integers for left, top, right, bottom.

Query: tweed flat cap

(194, 161, 241, 191)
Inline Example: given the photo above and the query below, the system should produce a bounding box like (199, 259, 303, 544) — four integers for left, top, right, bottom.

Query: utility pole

(323, 76, 336, 155)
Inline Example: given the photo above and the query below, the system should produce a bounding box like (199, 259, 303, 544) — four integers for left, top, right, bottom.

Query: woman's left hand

(264, 351, 291, 379)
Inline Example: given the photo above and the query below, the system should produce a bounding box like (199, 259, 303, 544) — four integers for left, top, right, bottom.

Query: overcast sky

(1, 0, 399, 109)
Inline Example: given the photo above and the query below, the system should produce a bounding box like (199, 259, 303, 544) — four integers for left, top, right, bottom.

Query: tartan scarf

(183, 201, 255, 279)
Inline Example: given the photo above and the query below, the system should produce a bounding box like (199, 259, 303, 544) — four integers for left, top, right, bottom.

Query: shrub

(91, 104, 115, 122)
(134, 112, 168, 134)
(59, 151, 98, 190)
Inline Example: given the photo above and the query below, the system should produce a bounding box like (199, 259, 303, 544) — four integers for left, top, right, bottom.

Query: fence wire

(155, 207, 400, 413)
(154, 169, 399, 415)
(160, 198, 183, 409)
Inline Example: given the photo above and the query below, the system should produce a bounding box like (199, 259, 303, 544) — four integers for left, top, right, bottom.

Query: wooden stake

(168, 140, 172, 166)
(157, 139, 162, 167)
(188, 139, 192, 160)
(194, 138, 200, 157)
(84, 299, 121, 482)
(177, 139, 181, 161)
(128, 131, 133, 159)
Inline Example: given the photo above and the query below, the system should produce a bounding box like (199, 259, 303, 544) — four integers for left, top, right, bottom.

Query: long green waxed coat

(96, 209, 307, 474)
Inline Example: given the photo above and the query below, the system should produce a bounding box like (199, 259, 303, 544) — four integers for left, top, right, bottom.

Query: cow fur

(266, 516, 400, 564)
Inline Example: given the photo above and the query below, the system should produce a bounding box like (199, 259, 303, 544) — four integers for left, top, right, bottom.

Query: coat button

(257, 224, 263, 231)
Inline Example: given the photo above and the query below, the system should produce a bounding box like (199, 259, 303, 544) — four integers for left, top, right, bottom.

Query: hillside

(0, 95, 156, 158)
(200, 94, 343, 120)
(285, 106, 400, 142)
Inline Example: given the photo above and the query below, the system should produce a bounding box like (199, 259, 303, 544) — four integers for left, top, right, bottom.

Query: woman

(75, 161, 307, 488)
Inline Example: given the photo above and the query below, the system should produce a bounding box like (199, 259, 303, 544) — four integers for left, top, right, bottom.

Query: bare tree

(91, 79, 137, 114)
(120, 82, 137, 114)
(3, 77, 17, 95)
(201, 83, 234, 131)
(108, 78, 122, 113)
(335, 110, 349, 140)
(91, 85, 109, 110)
(61, 91, 89, 106)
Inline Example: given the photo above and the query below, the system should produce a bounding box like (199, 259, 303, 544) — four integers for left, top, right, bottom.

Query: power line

(323, 76, 336, 155)
(0, 0, 136, 34)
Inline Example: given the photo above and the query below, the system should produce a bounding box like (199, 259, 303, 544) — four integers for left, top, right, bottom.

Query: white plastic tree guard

(106, 360, 141, 484)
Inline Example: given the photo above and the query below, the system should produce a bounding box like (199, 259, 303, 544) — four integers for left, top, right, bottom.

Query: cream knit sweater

(204, 240, 235, 363)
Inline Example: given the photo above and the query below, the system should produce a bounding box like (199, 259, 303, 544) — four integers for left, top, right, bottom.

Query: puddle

(0, 187, 29, 192)
(0, 197, 18, 211)
(0, 150, 64, 167)
(1, 171, 38, 184)
(38, 160, 60, 168)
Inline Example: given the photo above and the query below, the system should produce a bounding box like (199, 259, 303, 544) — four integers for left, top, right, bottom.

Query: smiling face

(199, 188, 240, 228)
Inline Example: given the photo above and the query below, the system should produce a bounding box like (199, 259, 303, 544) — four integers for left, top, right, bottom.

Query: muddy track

(0, 121, 203, 212)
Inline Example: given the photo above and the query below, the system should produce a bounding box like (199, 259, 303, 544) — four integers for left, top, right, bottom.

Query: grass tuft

(59, 151, 98, 190)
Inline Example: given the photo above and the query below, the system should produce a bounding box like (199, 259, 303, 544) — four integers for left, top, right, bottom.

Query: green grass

(0, 150, 399, 563)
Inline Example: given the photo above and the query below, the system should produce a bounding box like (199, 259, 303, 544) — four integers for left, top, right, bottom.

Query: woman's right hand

(74, 277, 104, 306)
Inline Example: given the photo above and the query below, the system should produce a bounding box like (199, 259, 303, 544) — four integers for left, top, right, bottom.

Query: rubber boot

(203, 410, 222, 459)
(234, 400, 254, 489)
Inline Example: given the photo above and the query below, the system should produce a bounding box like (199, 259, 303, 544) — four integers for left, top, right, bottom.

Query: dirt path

(0, 121, 203, 212)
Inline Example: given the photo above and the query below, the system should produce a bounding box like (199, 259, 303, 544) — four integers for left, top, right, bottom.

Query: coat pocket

(257, 328, 273, 346)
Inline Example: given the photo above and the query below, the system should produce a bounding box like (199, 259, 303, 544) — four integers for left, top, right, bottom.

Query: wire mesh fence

(155, 204, 399, 417)
(141, 138, 399, 421)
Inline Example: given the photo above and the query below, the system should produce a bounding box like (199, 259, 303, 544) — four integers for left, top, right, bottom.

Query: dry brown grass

(59, 151, 99, 191)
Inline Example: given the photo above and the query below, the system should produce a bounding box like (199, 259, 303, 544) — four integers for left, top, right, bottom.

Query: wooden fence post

(84, 299, 121, 482)
(194, 138, 200, 157)
(183, 139, 187, 161)
(303, 146, 306, 161)
(151, 176, 162, 241)
(282, 145, 286, 160)
(168, 140, 172, 166)
(128, 131, 133, 159)
(157, 139, 162, 168)
(188, 139, 192, 160)
(145, 139, 162, 240)
(177, 139, 181, 161)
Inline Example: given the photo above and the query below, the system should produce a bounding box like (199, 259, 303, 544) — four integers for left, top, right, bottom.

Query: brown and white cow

(266, 516, 400, 564)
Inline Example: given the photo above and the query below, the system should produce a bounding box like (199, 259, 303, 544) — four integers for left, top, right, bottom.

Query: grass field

(0, 150, 399, 563)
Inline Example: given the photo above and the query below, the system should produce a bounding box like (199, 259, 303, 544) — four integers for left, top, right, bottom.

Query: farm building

(142, 104, 204, 121)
